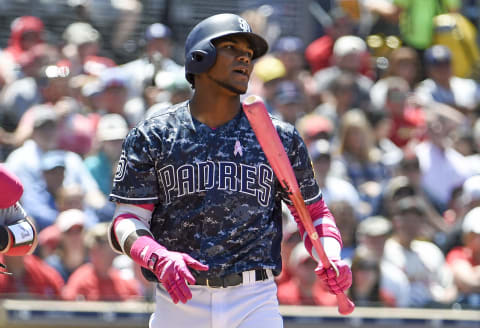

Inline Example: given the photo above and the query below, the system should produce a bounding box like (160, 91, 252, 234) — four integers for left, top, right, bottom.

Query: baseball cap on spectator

(385, 176, 416, 202)
(84, 222, 109, 249)
(333, 35, 366, 57)
(296, 114, 333, 143)
(33, 105, 58, 129)
(356, 215, 392, 239)
(56, 209, 85, 233)
(273, 36, 304, 53)
(462, 207, 480, 234)
(424, 45, 451, 66)
(63, 22, 100, 46)
(392, 196, 426, 217)
(462, 175, 480, 205)
(145, 23, 172, 41)
(274, 81, 304, 104)
(96, 114, 129, 142)
(40, 150, 66, 171)
(252, 56, 286, 83)
(0, 164, 23, 209)
(308, 139, 332, 161)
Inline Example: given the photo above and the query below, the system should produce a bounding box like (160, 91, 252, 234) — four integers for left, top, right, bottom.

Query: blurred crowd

(0, 0, 480, 310)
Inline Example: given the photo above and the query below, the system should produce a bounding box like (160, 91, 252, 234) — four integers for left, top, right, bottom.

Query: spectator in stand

(120, 22, 182, 118)
(295, 113, 333, 148)
(382, 197, 458, 307)
(415, 103, 472, 213)
(96, 68, 133, 125)
(313, 35, 373, 111)
(6, 107, 105, 230)
(382, 175, 447, 243)
(77, 0, 142, 54)
(62, 223, 141, 301)
(61, 22, 103, 77)
(271, 80, 308, 125)
(0, 253, 64, 299)
(446, 207, 480, 308)
(272, 36, 306, 81)
(331, 109, 390, 217)
(414, 45, 480, 114)
(248, 55, 286, 113)
(328, 200, 358, 262)
(378, 77, 426, 148)
(44, 209, 88, 283)
(0, 16, 45, 86)
(305, 7, 355, 74)
(370, 47, 420, 110)
(314, 72, 357, 133)
(85, 113, 129, 196)
(365, 109, 403, 174)
(308, 139, 362, 218)
(355, 215, 409, 307)
(441, 175, 480, 255)
(277, 242, 337, 306)
(0, 44, 60, 137)
(349, 247, 383, 307)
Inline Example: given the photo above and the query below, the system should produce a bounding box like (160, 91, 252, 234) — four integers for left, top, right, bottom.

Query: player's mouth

(232, 66, 249, 78)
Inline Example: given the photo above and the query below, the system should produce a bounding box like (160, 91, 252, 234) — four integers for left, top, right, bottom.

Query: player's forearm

(286, 199, 343, 261)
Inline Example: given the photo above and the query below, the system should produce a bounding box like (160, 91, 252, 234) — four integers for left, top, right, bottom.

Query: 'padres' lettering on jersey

(110, 101, 321, 277)
(156, 161, 273, 206)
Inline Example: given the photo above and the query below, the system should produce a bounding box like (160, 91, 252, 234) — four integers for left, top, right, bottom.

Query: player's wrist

(129, 235, 166, 270)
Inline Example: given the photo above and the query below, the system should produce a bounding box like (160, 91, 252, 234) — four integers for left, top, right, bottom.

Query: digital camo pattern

(110, 101, 321, 277)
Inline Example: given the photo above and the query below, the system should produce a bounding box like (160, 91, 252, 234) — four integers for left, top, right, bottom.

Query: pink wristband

(130, 235, 165, 270)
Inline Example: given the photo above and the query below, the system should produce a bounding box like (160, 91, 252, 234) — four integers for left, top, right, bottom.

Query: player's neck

(189, 93, 241, 128)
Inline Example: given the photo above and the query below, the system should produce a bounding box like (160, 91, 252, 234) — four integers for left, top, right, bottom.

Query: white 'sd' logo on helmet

(238, 18, 251, 32)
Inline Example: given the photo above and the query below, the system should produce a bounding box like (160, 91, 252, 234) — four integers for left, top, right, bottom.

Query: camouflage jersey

(109, 101, 322, 277)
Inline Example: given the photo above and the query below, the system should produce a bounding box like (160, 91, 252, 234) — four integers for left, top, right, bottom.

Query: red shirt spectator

(62, 262, 141, 301)
(62, 222, 141, 301)
(0, 254, 63, 299)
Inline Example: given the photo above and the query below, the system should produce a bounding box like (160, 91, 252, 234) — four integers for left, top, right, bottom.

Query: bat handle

(328, 259, 355, 314)
(337, 293, 355, 315)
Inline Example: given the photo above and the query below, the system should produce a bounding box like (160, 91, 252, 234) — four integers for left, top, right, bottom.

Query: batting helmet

(184, 13, 268, 83)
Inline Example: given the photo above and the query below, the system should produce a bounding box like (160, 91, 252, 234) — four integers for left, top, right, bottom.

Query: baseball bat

(242, 95, 355, 315)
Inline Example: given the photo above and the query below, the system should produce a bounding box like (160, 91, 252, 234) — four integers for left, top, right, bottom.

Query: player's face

(207, 36, 254, 94)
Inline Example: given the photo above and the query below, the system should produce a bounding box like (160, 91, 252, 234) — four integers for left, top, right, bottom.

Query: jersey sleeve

(277, 126, 322, 205)
(109, 127, 160, 204)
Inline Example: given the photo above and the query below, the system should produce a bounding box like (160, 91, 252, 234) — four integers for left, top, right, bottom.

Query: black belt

(194, 269, 270, 288)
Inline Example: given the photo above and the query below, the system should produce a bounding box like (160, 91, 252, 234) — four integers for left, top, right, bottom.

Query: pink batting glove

(130, 236, 209, 304)
(315, 259, 352, 295)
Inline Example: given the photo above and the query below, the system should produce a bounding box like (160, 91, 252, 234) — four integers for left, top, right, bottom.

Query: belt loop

(242, 270, 255, 285)
(266, 269, 274, 280)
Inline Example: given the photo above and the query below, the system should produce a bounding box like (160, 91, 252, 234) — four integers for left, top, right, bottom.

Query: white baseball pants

(149, 272, 283, 328)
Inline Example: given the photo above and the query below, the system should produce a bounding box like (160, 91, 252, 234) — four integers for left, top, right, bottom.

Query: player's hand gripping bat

(242, 95, 355, 315)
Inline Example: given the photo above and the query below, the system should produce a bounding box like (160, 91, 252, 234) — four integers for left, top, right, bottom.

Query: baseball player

(0, 164, 37, 272)
(108, 13, 352, 327)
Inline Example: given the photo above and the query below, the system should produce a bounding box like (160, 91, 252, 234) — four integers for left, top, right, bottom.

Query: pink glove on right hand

(130, 236, 209, 304)
(315, 259, 352, 295)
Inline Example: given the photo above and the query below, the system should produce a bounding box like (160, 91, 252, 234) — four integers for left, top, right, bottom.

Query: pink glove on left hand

(315, 259, 352, 295)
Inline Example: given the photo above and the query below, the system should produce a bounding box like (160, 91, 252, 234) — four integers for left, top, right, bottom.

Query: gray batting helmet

(184, 13, 268, 84)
